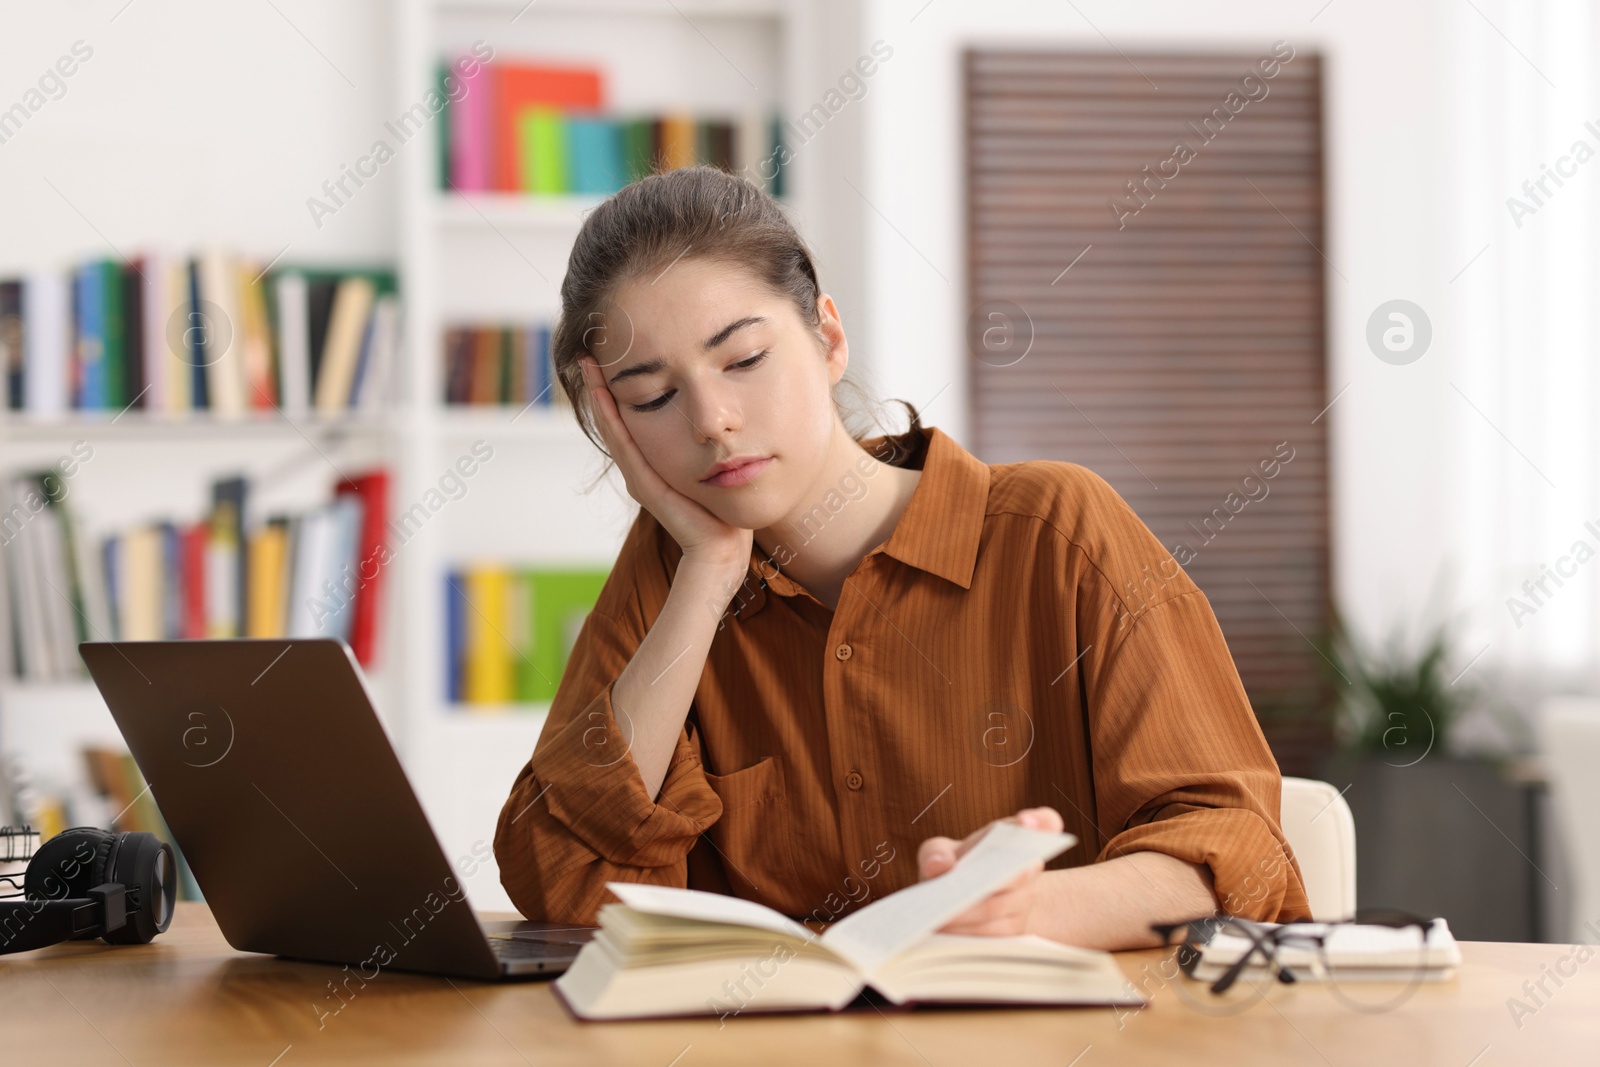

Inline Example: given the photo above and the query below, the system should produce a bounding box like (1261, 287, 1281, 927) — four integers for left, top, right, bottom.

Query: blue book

(522, 324, 547, 406)
(75, 262, 106, 409)
(187, 258, 208, 410)
(101, 534, 121, 639)
(160, 521, 182, 639)
(567, 117, 626, 194)
(445, 570, 465, 701)
(323, 494, 364, 643)
(349, 306, 377, 409)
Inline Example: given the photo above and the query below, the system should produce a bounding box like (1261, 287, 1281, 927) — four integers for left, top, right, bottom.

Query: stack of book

(2, 468, 390, 682)
(442, 321, 569, 408)
(445, 563, 609, 707)
(439, 54, 786, 197)
(0, 256, 400, 420)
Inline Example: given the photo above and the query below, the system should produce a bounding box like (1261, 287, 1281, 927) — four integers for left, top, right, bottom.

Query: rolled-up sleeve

(1084, 587, 1312, 923)
(493, 605, 722, 924)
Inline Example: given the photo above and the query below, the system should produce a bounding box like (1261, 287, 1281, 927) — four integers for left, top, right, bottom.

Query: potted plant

(1317, 611, 1541, 941)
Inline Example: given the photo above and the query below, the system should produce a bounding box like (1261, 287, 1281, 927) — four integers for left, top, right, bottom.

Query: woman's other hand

(916, 806, 1065, 937)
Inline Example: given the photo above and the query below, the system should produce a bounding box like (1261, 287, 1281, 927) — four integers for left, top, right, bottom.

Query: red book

(494, 64, 603, 192)
(334, 469, 390, 666)
(181, 521, 207, 639)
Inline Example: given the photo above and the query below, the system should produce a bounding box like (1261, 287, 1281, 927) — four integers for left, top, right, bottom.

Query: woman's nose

(685, 386, 741, 443)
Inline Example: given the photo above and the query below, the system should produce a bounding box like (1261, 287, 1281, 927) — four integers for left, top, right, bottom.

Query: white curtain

(1449, 0, 1600, 698)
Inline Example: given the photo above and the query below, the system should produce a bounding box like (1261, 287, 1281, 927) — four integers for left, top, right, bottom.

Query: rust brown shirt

(494, 424, 1310, 930)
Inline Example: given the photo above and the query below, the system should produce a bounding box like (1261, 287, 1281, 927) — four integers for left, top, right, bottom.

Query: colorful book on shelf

(567, 117, 628, 194)
(121, 256, 144, 412)
(451, 51, 494, 191)
(199, 250, 250, 417)
(211, 476, 249, 638)
(1, 471, 96, 681)
(523, 569, 610, 702)
(445, 572, 467, 702)
(515, 107, 567, 194)
(659, 111, 697, 172)
(494, 63, 604, 193)
(442, 322, 559, 407)
(435, 60, 453, 192)
(463, 566, 514, 705)
(621, 117, 656, 183)
(246, 520, 289, 638)
(2, 279, 23, 409)
(22, 270, 71, 416)
(4, 469, 392, 673)
(312, 275, 376, 414)
(334, 470, 389, 665)
(239, 265, 278, 409)
(431, 50, 786, 198)
(186, 258, 209, 410)
(73, 260, 107, 409)
(445, 562, 611, 708)
(0, 255, 399, 419)
(180, 521, 207, 639)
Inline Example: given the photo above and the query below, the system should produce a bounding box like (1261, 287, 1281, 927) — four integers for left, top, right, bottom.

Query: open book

(553, 823, 1146, 1020)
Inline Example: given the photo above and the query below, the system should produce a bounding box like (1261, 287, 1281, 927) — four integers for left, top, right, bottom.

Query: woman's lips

(702, 456, 773, 488)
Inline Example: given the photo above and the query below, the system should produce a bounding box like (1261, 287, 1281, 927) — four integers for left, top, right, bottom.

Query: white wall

(0, 0, 397, 271)
(1, 0, 1486, 699)
(853, 0, 1456, 650)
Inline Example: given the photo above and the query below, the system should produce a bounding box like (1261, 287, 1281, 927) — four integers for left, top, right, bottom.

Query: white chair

(1279, 776, 1357, 921)
(1538, 696, 1600, 940)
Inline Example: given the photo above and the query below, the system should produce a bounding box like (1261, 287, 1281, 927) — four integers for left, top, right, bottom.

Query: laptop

(78, 637, 594, 980)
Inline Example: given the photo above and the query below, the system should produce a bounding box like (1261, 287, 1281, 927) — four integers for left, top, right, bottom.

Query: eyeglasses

(1151, 908, 1440, 1014)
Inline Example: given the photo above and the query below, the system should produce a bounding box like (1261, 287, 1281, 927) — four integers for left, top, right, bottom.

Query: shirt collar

(728, 425, 991, 620)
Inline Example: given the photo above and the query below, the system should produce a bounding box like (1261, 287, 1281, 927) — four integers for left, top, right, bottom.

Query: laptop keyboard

(490, 936, 580, 960)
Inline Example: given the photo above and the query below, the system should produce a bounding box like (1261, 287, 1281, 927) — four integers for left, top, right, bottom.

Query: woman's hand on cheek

(916, 806, 1064, 937)
(579, 355, 754, 570)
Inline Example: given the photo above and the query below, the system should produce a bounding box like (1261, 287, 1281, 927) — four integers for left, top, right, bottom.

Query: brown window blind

(964, 48, 1331, 774)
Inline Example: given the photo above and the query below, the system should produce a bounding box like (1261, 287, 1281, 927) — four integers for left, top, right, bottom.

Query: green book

(99, 259, 126, 408)
(524, 568, 611, 703)
(436, 60, 452, 191)
(517, 107, 567, 194)
(769, 114, 785, 198)
(622, 117, 655, 181)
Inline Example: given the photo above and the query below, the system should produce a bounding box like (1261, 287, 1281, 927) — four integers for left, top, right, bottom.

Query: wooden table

(2, 903, 1594, 1065)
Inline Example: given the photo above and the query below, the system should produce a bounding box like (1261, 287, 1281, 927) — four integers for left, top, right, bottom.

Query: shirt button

(835, 643, 853, 661)
(845, 771, 864, 791)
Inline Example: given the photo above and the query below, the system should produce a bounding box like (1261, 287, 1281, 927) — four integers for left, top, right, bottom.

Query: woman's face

(588, 257, 848, 530)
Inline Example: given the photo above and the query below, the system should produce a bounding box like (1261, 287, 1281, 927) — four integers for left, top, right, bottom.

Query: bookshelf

(0, 0, 841, 914)
(390, 0, 827, 911)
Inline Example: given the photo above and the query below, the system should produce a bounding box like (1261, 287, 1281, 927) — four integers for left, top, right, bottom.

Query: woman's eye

(624, 351, 761, 415)
(629, 393, 672, 413)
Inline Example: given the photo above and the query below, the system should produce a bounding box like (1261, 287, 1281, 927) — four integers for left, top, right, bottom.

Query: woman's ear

(816, 292, 849, 385)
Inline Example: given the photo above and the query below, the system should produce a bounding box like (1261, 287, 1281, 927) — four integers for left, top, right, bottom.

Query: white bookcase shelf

(393, 0, 827, 910)
(1, 0, 844, 914)
(433, 193, 606, 230)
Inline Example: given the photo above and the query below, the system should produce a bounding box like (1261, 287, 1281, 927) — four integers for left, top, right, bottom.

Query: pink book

(452, 55, 492, 192)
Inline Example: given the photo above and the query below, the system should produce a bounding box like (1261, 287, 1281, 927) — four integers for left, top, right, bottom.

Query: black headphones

(0, 827, 176, 956)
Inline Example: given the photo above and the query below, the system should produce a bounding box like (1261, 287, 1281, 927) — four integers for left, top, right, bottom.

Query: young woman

(494, 166, 1310, 951)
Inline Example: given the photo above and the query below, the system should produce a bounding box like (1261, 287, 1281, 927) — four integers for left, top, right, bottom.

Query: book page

(605, 882, 815, 941)
(822, 823, 1076, 975)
